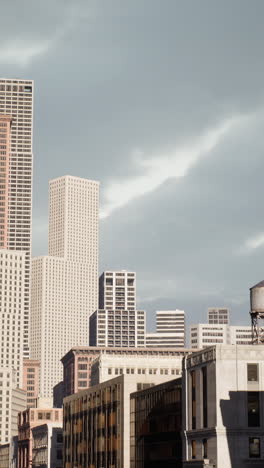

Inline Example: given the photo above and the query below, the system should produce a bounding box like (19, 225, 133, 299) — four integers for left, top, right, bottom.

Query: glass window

(203, 439, 208, 459)
(248, 392, 260, 427)
(247, 364, 258, 382)
(191, 440, 196, 459)
(249, 437, 260, 458)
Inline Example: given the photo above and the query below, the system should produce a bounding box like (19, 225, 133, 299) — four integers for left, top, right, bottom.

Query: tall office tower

(0, 79, 34, 359)
(99, 271, 136, 310)
(208, 307, 230, 325)
(31, 176, 99, 397)
(146, 310, 185, 348)
(89, 309, 146, 347)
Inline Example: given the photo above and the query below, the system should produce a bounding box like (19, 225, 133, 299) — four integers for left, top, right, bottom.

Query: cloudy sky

(1, 1, 264, 332)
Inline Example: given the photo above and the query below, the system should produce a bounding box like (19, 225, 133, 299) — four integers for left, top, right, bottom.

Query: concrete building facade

(99, 270, 136, 310)
(31, 423, 63, 468)
(146, 309, 185, 348)
(61, 346, 194, 397)
(31, 176, 99, 397)
(0, 368, 26, 444)
(208, 307, 230, 325)
(89, 308, 146, 347)
(0, 79, 34, 360)
(17, 400, 62, 468)
(182, 345, 264, 468)
(90, 352, 185, 387)
(190, 324, 252, 348)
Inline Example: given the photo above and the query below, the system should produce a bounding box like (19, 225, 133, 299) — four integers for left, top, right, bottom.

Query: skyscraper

(31, 176, 99, 397)
(99, 271, 136, 310)
(0, 79, 34, 360)
(208, 307, 230, 325)
(146, 310, 185, 348)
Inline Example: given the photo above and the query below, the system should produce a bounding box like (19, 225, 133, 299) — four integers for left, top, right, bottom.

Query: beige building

(31, 176, 99, 397)
(18, 398, 63, 468)
(0, 443, 10, 468)
(61, 345, 194, 397)
(190, 323, 252, 348)
(99, 270, 136, 310)
(146, 309, 185, 348)
(208, 307, 230, 324)
(0, 79, 34, 360)
(89, 308, 146, 347)
(0, 369, 26, 444)
(182, 345, 264, 467)
(90, 351, 185, 387)
(31, 423, 63, 468)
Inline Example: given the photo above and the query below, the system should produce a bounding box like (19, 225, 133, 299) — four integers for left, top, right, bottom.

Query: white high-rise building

(208, 307, 230, 325)
(31, 176, 99, 397)
(146, 309, 185, 348)
(190, 324, 252, 348)
(0, 79, 34, 360)
(89, 309, 146, 348)
(99, 271, 136, 310)
(0, 368, 26, 444)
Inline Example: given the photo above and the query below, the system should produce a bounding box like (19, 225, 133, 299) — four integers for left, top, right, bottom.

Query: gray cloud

(1, 1, 264, 331)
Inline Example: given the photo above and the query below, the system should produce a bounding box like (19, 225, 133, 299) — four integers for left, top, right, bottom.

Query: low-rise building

(61, 346, 195, 397)
(90, 352, 184, 387)
(31, 423, 63, 468)
(64, 372, 180, 468)
(182, 344, 264, 467)
(130, 378, 182, 468)
(17, 399, 62, 468)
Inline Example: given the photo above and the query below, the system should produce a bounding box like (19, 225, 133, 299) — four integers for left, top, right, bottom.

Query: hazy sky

(1, 1, 264, 331)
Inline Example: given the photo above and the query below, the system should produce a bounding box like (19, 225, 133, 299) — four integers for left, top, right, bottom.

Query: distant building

(182, 344, 264, 467)
(146, 309, 185, 348)
(64, 373, 180, 468)
(130, 379, 182, 468)
(89, 309, 146, 347)
(0, 443, 10, 468)
(0, 79, 34, 360)
(61, 346, 194, 397)
(190, 324, 252, 348)
(17, 399, 62, 468)
(31, 423, 63, 468)
(22, 360, 40, 408)
(31, 176, 99, 397)
(0, 368, 26, 444)
(208, 307, 230, 325)
(90, 351, 184, 387)
(99, 270, 136, 310)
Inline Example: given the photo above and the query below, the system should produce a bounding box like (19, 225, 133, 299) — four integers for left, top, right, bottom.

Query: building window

(191, 371, 196, 429)
(247, 364, 258, 382)
(191, 440, 196, 459)
(203, 439, 208, 459)
(248, 392, 260, 427)
(249, 437, 260, 458)
(202, 367, 207, 428)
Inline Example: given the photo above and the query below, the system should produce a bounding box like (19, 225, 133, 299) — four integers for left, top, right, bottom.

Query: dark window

(248, 392, 260, 427)
(247, 364, 258, 382)
(249, 437, 260, 458)
(57, 433, 63, 443)
(203, 439, 208, 459)
(56, 449, 63, 460)
(202, 367, 207, 428)
(191, 371, 196, 429)
(191, 440, 196, 459)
